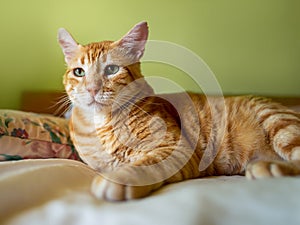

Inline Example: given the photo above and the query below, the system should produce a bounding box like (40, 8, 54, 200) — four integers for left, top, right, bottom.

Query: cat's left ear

(115, 21, 149, 63)
(57, 28, 79, 64)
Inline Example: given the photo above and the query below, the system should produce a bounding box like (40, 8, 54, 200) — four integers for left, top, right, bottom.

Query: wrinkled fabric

(1, 159, 299, 225)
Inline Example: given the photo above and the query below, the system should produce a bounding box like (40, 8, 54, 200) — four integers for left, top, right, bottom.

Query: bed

(1, 91, 300, 225)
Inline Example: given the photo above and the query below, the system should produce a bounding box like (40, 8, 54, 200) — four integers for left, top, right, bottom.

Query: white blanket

(0, 159, 299, 225)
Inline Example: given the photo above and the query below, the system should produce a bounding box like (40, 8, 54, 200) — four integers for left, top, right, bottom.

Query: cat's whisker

(115, 95, 166, 116)
(112, 98, 154, 119)
(54, 99, 72, 117)
(48, 92, 72, 117)
(58, 105, 72, 118)
(117, 93, 165, 107)
(49, 93, 68, 109)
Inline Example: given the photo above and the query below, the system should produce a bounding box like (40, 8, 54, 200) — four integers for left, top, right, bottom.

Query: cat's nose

(86, 80, 102, 97)
(87, 88, 99, 97)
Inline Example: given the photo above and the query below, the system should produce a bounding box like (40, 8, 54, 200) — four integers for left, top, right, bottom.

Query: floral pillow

(0, 110, 80, 161)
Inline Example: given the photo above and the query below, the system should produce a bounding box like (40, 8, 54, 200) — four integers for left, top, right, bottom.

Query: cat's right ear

(114, 21, 149, 63)
(58, 28, 79, 64)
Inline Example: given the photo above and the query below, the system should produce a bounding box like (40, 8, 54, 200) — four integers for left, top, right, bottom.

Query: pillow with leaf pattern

(0, 110, 80, 161)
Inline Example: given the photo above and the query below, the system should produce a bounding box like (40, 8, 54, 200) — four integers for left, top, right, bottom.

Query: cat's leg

(246, 159, 300, 179)
(90, 156, 179, 200)
(246, 109, 300, 179)
(91, 167, 164, 201)
(91, 154, 197, 201)
(91, 141, 197, 201)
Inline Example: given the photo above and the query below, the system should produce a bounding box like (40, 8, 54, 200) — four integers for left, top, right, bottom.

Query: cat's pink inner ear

(117, 21, 149, 62)
(57, 28, 79, 64)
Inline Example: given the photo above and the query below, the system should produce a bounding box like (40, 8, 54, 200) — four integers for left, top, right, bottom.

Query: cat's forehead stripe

(82, 41, 113, 64)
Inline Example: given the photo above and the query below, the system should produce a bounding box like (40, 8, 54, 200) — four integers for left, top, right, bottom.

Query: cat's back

(162, 93, 297, 120)
(160, 93, 299, 150)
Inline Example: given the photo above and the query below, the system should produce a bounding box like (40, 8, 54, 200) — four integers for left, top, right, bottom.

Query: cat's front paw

(91, 173, 162, 201)
(246, 160, 300, 179)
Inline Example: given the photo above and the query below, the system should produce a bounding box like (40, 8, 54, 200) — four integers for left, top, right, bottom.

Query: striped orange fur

(58, 22, 300, 201)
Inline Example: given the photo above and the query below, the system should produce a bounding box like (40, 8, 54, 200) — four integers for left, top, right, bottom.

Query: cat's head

(58, 22, 152, 112)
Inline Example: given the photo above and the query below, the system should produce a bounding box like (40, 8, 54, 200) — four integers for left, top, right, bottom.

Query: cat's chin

(85, 101, 110, 112)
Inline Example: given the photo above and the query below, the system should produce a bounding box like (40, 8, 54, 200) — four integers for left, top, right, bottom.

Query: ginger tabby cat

(58, 22, 300, 201)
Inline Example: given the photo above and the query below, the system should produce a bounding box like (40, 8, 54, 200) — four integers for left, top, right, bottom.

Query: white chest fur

(70, 107, 117, 171)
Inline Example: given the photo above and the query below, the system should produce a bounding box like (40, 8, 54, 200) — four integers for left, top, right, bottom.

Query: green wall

(0, 0, 299, 109)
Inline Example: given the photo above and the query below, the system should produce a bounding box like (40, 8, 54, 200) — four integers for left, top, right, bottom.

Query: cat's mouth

(85, 93, 114, 109)
(87, 101, 96, 107)
(87, 99, 110, 108)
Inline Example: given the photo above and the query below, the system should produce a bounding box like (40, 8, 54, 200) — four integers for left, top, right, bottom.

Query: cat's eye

(104, 65, 119, 76)
(73, 68, 85, 77)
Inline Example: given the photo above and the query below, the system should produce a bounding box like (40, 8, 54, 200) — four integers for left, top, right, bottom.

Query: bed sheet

(0, 159, 299, 225)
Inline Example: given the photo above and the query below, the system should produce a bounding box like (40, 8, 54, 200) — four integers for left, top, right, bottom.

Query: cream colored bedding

(0, 159, 299, 225)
